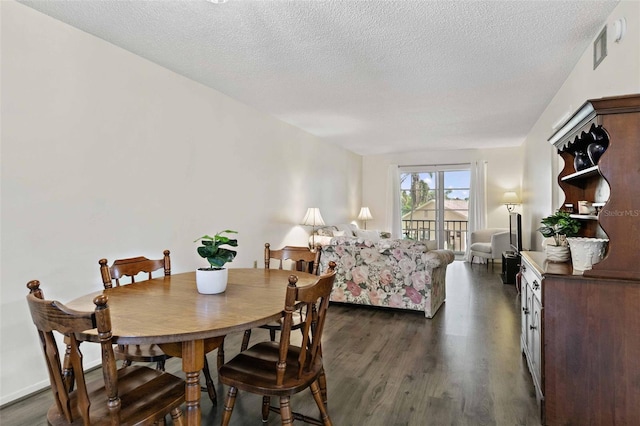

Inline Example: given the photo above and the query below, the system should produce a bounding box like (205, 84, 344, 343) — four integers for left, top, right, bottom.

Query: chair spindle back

(26, 280, 116, 425)
(264, 244, 320, 275)
(276, 267, 336, 385)
(99, 250, 170, 288)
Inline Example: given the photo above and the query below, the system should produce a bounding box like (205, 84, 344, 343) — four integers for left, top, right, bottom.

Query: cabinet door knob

(522, 307, 530, 314)
(529, 324, 537, 330)
(533, 280, 540, 290)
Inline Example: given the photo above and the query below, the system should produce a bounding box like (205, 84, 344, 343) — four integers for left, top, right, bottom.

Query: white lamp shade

(357, 207, 373, 221)
(301, 208, 325, 226)
(502, 192, 520, 204)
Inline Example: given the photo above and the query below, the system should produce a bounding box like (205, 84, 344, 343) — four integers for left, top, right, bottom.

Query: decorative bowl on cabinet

(566, 237, 608, 272)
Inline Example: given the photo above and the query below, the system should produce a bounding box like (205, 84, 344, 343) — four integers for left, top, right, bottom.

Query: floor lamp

(502, 192, 520, 213)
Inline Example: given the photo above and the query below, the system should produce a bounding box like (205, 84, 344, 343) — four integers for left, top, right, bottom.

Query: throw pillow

(336, 224, 356, 237)
(316, 227, 333, 237)
(355, 229, 380, 243)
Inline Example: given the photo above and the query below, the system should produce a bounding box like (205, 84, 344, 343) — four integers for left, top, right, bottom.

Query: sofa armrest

(471, 228, 508, 244)
(429, 249, 455, 266)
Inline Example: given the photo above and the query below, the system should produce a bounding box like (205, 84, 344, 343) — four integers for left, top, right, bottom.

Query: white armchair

(469, 228, 511, 268)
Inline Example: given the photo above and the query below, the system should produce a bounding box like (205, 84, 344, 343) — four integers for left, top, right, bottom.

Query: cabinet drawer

(521, 258, 542, 300)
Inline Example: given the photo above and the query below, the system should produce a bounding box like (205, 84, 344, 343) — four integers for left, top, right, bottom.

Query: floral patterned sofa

(318, 236, 455, 318)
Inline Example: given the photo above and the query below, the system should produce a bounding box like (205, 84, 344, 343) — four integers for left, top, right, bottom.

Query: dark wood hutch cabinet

(523, 94, 640, 425)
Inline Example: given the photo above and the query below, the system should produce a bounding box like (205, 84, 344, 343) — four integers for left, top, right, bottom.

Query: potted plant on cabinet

(537, 211, 580, 262)
(194, 230, 238, 294)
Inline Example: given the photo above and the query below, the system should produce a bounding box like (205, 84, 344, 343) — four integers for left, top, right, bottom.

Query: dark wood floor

(1, 261, 541, 425)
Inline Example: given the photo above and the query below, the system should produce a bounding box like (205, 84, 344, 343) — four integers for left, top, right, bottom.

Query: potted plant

(537, 211, 580, 262)
(194, 230, 238, 294)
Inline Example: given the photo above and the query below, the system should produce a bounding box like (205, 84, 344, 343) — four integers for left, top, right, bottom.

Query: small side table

(501, 251, 520, 285)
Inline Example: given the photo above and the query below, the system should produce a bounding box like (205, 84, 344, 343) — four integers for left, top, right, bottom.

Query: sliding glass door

(400, 165, 470, 253)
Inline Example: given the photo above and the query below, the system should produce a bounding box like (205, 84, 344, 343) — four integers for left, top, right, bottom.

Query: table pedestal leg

(182, 339, 204, 426)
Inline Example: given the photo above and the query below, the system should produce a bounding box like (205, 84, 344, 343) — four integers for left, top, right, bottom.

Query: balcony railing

(402, 219, 469, 253)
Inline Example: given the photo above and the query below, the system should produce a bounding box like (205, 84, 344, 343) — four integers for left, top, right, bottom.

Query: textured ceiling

(18, 0, 619, 156)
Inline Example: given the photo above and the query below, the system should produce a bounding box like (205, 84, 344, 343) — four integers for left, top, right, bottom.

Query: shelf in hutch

(559, 165, 599, 181)
(551, 93, 640, 279)
(568, 213, 598, 220)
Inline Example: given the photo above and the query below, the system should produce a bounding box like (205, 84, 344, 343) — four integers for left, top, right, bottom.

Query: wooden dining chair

(265, 244, 321, 275)
(26, 280, 185, 426)
(219, 265, 337, 425)
(240, 243, 321, 351)
(99, 251, 225, 404)
(99, 251, 172, 371)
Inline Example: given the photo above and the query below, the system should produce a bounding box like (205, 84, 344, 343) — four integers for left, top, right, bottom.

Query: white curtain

(464, 160, 487, 262)
(386, 164, 402, 239)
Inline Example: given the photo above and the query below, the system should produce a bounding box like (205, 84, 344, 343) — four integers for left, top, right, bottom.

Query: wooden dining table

(66, 268, 320, 426)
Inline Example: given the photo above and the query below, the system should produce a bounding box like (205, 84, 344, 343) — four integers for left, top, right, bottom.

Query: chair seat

(240, 244, 320, 352)
(114, 344, 170, 363)
(469, 242, 492, 253)
(219, 269, 336, 425)
(219, 341, 324, 397)
(46, 366, 184, 426)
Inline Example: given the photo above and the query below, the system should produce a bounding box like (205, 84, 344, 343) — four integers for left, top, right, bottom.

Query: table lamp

(358, 207, 373, 229)
(301, 207, 325, 250)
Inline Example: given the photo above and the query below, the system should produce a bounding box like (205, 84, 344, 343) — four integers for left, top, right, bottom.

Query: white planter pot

(566, 237, 609, 272)
(542, 237, 570, 262)
(544, 243, 570, 262)
(196, 268, 228, 294)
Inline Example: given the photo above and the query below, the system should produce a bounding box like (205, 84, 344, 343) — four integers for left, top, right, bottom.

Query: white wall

(521, 0, 640, 250)
(0, 1, 361, 404)
(363, 147, 524, 241)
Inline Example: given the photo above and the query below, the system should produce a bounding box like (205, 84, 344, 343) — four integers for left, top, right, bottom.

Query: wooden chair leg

(201, 355, 217, 404)
(279, 396, 293, 425)
(262, 395, 271, 422)
(170, 407, 184, 426)
(221, 386, 238, 426)
(310, 380, 333, 426)
(241, 329, 251, 351)
(318, 367, 328, 407)
(217, 340, 225, 371)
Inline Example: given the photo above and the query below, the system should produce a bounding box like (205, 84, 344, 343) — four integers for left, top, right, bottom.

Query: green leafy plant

(194, 230, 238, 269)
(537, 211, 580, 246)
